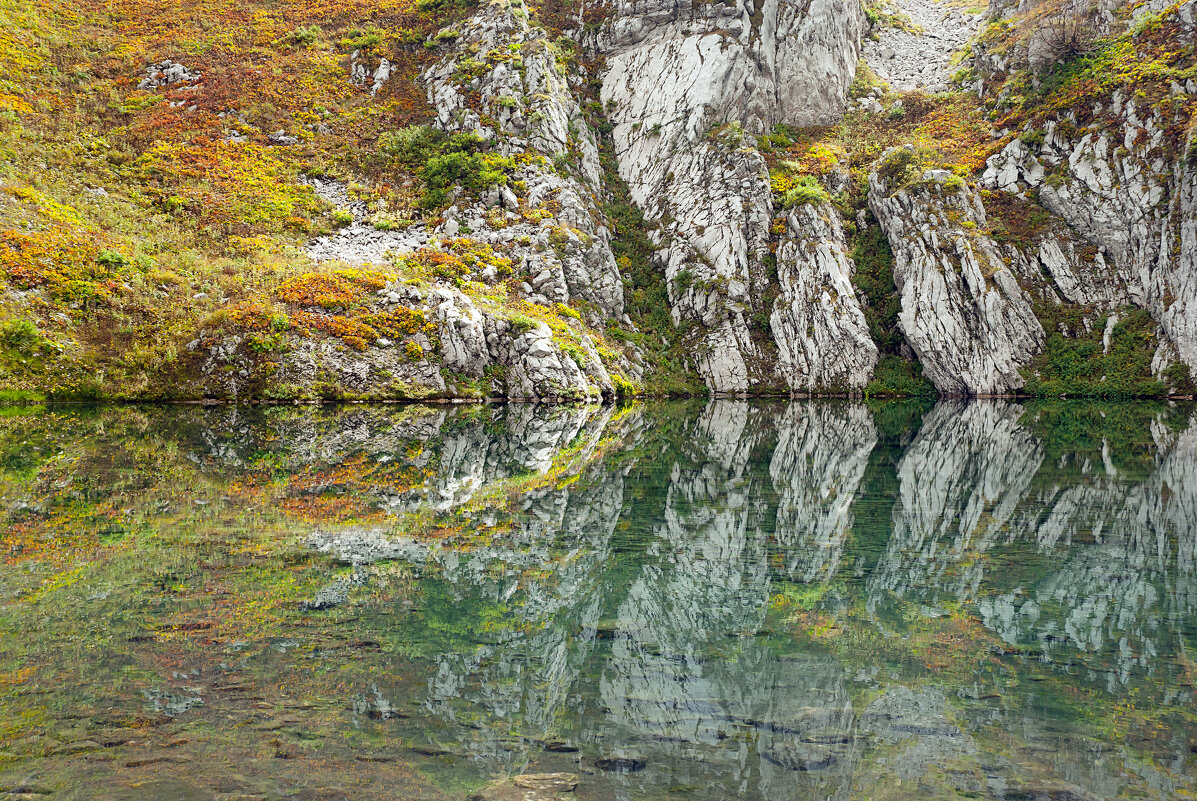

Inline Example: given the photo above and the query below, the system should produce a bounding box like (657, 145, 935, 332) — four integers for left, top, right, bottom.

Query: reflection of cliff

(978, 416, 1197, 691)
(770, 402, 877, 583)
(419, 455, 629, 772)
(596, 401, 860, 800)
(868, 401, 1044, 613)
(307, 406, 640, 771)
(293, 399, 1197, 800)
(869, 400, 1197, 696)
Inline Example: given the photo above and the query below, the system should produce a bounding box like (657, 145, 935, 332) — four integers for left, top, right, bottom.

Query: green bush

(341, 27, 382, 50)
(290, 25, 321, 46)
(415, 0, 478, 13)
(96, 249, 129, 269)
(865, 355, 936, 397)
(424, 150, 513, 194)
(508, 313, 539, 333)
(0, 318, 42, 352)
(1021, 308, 1169, 397)
(379, 126, 515, 209)
(780, 175, 831, 208)
(851, 216, 911, 358)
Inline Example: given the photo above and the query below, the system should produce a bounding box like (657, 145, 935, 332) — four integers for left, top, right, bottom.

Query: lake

(0, 400, 1194, 800)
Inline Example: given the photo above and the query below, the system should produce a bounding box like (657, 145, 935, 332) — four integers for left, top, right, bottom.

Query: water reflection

(1, 400, 1195, 800)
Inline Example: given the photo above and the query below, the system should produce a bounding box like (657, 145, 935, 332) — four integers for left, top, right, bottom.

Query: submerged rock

(467, 773, 579, 801)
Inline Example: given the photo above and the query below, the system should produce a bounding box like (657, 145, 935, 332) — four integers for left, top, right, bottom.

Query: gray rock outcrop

(869, 156, 1044, 395)
(592, 0, 865, 392)
(771, 203, 878, 391)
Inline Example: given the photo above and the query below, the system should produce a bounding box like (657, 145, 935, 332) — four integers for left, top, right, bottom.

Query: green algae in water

(0, 399, 1195, 800)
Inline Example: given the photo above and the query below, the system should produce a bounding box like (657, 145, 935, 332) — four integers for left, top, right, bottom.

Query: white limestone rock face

(974, 12, 1197, 378)
(594, 0, 864, 392)
(1164, 139, 1197, 371)
(653, 129, 773, 392)
(595, 0, 863, 131)
(770, 203, 878, 391)
(419, 3, 625, 319)
(869, 157, 1044, 395)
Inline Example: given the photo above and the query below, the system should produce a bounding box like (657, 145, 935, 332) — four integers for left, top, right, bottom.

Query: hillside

(1, 0, 1196, 400)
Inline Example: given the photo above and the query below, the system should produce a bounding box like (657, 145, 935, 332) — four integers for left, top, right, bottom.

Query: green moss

(1021, 307, 1170, 397)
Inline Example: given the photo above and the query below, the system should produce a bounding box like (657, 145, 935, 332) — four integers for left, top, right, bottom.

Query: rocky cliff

(2, 0, 1196, 399)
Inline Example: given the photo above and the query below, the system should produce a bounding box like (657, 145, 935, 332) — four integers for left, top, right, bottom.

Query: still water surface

(0, 400, 1195, 800)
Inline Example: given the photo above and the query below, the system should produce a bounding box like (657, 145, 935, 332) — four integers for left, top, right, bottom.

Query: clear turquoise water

(0, 400, 1194, 800)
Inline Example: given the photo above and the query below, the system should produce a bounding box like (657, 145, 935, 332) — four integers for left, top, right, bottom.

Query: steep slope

(592, 0, 873, 392)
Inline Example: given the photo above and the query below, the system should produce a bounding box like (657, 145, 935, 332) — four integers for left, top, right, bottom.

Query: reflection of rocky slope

(187, 403, 620, 518)
(770, 402, 877, 582)
(979, 415, 1197, 690)
(417, 460, 630, 771)
(290, 399, 1197, 799)
(309, 407, 640, 772)
(868, 401, 1044, 611)
(871, 399, 1197, 699)
(598, 401, 859, 799)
